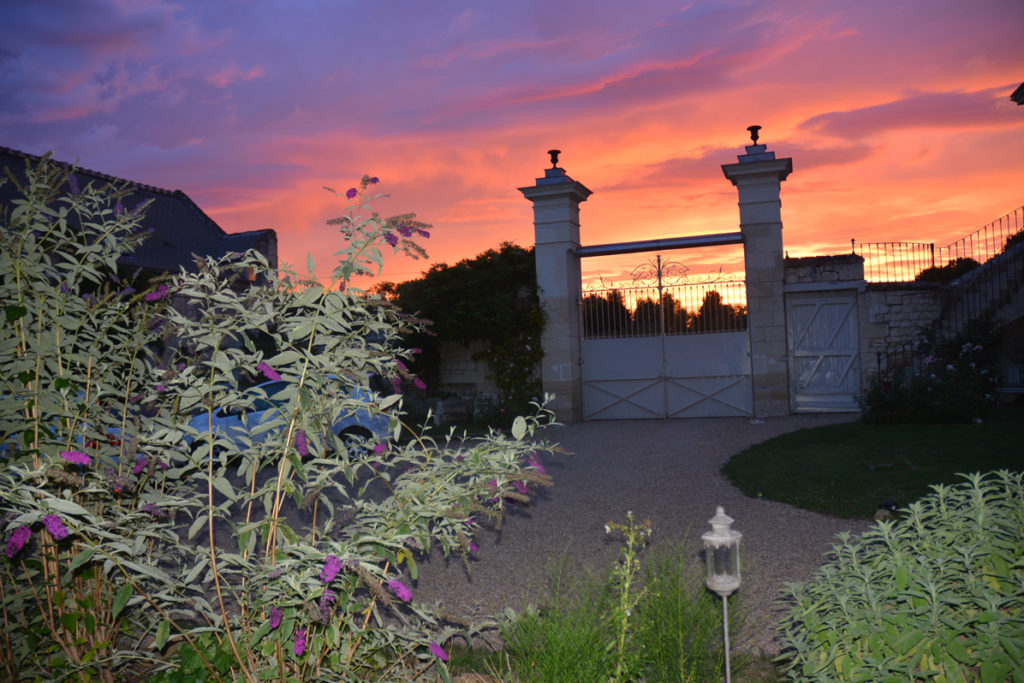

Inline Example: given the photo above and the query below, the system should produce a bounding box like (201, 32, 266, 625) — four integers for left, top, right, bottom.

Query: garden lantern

(703, 506, 742, 683)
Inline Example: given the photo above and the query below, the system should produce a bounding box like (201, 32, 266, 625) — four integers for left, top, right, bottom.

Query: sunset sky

(2, 1, 1022, 288)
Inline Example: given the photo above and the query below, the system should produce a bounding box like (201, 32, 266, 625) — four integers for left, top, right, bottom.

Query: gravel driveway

(411, 413, 873, 655)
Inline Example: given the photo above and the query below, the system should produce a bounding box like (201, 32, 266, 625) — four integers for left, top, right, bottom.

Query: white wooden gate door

(786, 291, 861, 412)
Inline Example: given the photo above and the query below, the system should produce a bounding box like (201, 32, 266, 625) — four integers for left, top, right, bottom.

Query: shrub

(860, 320, 999, 423)
(914, 257, 980, 284)
(1, 155, 557, 681)
(777, 470, 1024, 682)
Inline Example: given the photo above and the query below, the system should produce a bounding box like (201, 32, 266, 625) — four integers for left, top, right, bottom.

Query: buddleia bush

(777, 470, 1024, 682)
(1, 155, 557, 681)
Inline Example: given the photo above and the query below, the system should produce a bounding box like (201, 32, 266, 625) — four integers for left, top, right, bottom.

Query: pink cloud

(801, 87, 1018, 139)
(206, 64, 265, 89)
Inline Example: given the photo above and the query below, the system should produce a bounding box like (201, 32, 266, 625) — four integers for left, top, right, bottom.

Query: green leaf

(212, 475, 235, 501)
(5, 305, 27, 323)
(155, 619, 171, 649)
(46, 497, 90, 517)
(68, 547, 96, 573)
(945, 634, 972, 664)
(188, 514, 208, 540)
(895, 564, 908, 591)
(60, 612, 81, 633)
(379, 393, 402, 410)
(511, 416, 527, 440)
(112, 582, 133, 619)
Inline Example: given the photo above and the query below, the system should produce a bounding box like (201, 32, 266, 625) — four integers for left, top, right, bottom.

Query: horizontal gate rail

(577, 232, 743, 258)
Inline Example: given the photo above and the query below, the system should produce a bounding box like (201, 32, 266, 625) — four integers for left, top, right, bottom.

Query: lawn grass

(722, 402, 1024, 519)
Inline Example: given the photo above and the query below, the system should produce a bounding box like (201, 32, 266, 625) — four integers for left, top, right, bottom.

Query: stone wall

(437, 340, 499, 398)
(859, 283, 944, 365)
(784, 254, 865, 285)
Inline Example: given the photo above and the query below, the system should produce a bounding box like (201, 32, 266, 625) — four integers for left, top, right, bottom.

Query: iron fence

(853, 205, 1024, 284)
(581, 279, 747, 339)
(866, 206, 1024, 384)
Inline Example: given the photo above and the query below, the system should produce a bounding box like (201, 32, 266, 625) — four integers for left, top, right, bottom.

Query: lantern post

(702, 506, 742, 683)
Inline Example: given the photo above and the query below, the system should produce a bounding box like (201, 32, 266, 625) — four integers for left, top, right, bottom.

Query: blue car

(186, 379, 392, 456)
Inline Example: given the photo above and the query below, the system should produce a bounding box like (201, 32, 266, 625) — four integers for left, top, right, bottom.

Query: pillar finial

(547, 149, 561, 168)
(746, 125, 761, 145)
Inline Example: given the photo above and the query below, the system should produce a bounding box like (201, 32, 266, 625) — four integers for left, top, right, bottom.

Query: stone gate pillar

(519, 150, 592, 421)
(722, 127, 793, 418)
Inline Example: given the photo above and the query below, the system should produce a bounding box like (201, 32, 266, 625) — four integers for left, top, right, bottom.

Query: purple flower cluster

(6, 526, 30, 558)
(429, 641, 448, 661)
(372, 443, 386, 454)
(269, 606, 282, 630)
(142, 502, 165, 517)
(345, 187, 358, 199)
(528, 452, 546, 474)
(295, 429, 308, 457)
(387, 578, 413, 602)
(294, 628, 307, 656)
(145, 284, 168, 302)
(384, 232, 398, 246)
(413, 377, 426, 390)
(319, 555, 343, 583)
(42, 514, 69, 541)
(133, 458, 148, 476)
(256, 361, 281, 381)
(61, 450, 91, 466)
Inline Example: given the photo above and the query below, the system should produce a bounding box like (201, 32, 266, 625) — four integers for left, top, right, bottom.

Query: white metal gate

(786, 291, 861, 412)
(578, 251, 752, 420)
(582, 332, 752, 419)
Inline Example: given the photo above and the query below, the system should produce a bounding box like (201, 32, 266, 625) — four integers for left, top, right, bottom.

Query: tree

(375, 242, 544, 414)
(690, 290, 746, 333)
(582, 289, 631, 338)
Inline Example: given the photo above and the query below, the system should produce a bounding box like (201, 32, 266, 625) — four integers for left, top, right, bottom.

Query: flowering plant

(0, 156, 556, 681)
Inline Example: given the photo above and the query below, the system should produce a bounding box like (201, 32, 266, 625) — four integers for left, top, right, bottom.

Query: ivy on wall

(374, 242, 544, 414)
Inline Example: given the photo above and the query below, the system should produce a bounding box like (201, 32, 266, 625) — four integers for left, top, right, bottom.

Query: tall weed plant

(500, 517, 731, 682)
(0, 155, 557, 681)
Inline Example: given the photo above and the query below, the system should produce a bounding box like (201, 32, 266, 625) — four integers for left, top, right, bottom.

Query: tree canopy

(374, 242, 543, 411)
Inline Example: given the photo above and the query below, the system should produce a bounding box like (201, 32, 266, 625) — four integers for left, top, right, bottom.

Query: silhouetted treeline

(582, 288, 747, 338)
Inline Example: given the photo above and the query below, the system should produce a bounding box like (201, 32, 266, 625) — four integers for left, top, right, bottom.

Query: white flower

(604, 524, 610, 534)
